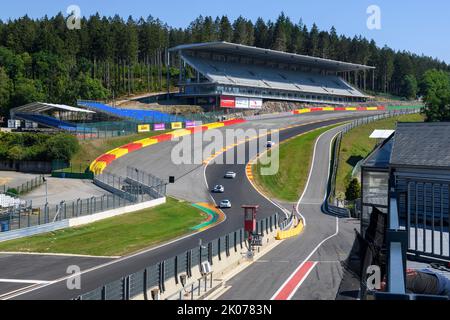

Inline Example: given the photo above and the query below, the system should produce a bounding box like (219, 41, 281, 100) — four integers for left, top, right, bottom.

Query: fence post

(159, 261, 166, 293)
(208, 242, 213, 265)
(143, 268, 148, 300)
(218, 238, 221, 260)
(101, 286, 106, 300)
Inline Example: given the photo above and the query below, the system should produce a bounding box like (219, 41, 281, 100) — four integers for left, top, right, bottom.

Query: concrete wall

(69, 197, 166, 227)
(0, 220, 70, 242)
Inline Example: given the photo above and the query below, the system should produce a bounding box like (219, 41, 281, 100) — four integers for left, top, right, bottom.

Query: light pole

(43, 177, 48, 205)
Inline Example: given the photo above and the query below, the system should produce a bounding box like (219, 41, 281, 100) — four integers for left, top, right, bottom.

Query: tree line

(0, 12, 449, 118)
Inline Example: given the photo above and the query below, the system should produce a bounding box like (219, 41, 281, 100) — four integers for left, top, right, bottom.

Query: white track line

(0, 279, 51, 284)
(272, 126, 345, 300)
(4, 121, 348, 300)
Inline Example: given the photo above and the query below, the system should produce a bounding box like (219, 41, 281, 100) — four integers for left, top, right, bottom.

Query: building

(169, 41, 375, 109)
(361, 122, 450, 260)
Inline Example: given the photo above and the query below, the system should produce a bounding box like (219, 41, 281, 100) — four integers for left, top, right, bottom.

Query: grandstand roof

(170, 41, 375, 72)
(11, 102, 95, 115)
(181, 54, 366, 98)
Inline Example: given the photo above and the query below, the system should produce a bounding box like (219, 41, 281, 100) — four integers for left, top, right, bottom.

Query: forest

(1, 12, 449, 118)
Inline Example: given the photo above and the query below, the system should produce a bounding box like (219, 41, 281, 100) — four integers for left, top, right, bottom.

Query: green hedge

(0, 132, 79, 162)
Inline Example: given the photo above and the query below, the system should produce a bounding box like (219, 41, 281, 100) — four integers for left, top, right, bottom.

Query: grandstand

(77, 100, 184, 123)
(10, 102, 95, 131)
(170, 41, 375, 107)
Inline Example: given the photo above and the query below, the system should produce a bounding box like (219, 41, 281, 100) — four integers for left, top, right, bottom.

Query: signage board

(153, 123, 166, 131)
(137, 124, 150, 132)
(171, 122, 183, 129)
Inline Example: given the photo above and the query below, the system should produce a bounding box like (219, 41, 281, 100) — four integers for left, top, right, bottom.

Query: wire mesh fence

(1, 176, 45, 196)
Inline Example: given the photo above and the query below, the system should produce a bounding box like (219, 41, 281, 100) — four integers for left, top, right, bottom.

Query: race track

(2, 111, 381, 300)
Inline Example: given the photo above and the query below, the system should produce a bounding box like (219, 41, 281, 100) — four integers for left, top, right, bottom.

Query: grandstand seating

(183, 55, 365, 98)
(15, 113, 78, 131)
(78, 101, 183, 122)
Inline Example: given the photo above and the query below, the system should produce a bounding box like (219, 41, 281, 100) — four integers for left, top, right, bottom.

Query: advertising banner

(153, 123, 166, 131)
(185, 121, 196, 128)
(220, 96, 236, 108)
(171, 122, 183, 129)
(249, 98, 263, 109)
(137, 124, 150, 132)
(235, 97, 249, 109)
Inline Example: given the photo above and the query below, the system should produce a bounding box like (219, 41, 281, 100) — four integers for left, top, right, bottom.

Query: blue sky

(1, 0, 449, 63)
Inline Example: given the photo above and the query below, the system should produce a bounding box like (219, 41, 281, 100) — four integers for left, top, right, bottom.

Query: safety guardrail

(323, 108, 422, 217)
(77, 213, 279, 300)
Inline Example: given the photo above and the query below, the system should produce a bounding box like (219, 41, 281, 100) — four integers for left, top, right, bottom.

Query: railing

(0, 192, 140, 233)
(371, 191, 449, 300)
(1, 175, 45, 196)
(167, 273, 214, 300)
(77, 213, 279, 300)
(323, 108, 422, 217)
(405, 181, 449, 260)
(125, 166, 167, 199)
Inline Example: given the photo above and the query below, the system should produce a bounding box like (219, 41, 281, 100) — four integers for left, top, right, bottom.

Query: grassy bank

(252, 124, 340, 202)
(67, 130, 170, 172)
(0, 198, 204, 256)
(335, 113, 425, 196)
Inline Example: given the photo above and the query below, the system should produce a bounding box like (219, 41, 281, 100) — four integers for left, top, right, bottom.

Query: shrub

(345, 178, 361, 201)
(45, 134, 80, 162)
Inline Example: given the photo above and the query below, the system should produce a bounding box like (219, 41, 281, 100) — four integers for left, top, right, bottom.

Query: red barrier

(121, 143, 143, 152)
(155, 133, 174, 142)
(223, 119, 247, 126)
(96, 154, 117, 164)
(186, 126, 208, 133)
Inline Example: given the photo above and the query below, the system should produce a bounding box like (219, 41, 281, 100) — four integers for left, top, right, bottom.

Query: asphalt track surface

(218, 126, 360, 300)
(2, 111, 381, 300)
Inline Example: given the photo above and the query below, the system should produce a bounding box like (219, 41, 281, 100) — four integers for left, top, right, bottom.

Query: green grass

(335, 113, 425, 196)
(253, 124, 341, 202)
(0, 198, 204, 257)
(68, 130, 170, 173)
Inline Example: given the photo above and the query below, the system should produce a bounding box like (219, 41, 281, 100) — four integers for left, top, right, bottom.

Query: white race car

(219, 200, 232, 208)
(224, 171, 237, 179)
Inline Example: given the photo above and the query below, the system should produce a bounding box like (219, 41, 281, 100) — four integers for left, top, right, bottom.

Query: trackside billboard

(220, 96, 262, 109)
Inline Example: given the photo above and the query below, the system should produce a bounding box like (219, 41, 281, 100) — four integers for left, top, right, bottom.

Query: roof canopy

(11, 102, 96, 115)
(170, 41, 375, 72)
(370, 130, 396, 139)
(390, 122, 450, 169)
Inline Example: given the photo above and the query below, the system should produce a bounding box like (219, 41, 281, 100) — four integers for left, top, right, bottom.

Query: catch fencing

(1, 192, 143, 233)
(1, 175, 45, 196)
(78, 213, 279, 300)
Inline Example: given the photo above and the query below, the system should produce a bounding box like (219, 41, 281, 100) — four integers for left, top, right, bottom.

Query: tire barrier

(89, 119, 247, 175)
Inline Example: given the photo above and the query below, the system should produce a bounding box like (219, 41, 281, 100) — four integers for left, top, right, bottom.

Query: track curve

(10, 112, 383, 300)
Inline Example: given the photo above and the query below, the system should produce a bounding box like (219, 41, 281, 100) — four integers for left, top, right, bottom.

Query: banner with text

(171, 122, 183, 129)
(220, 96, 262, 109)
(137, 124, 150, 132)
(153, 123, 166, 131)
